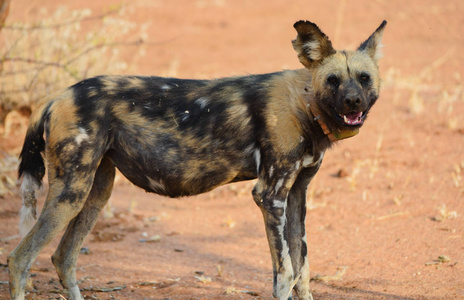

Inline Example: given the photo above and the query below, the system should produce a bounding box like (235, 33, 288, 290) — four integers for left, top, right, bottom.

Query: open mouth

(338, 111, 365, 126)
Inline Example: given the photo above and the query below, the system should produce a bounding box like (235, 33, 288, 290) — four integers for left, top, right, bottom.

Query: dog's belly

(106, 137, 258, 198)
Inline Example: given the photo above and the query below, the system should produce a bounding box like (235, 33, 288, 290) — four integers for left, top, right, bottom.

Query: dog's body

(8, 20, 386, 300)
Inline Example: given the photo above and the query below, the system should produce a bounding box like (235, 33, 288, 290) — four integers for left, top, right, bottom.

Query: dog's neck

(307, 101, 359, 142)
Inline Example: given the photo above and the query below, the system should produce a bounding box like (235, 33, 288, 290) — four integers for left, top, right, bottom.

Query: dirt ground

(1, 0, 464, 299)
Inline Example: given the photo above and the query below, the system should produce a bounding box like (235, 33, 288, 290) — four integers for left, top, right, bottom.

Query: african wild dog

(8, 20, 386, 300)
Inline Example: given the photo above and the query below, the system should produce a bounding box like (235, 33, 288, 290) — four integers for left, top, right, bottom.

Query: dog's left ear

(358, 20, 387, 61)
(292, 20, 336, 68)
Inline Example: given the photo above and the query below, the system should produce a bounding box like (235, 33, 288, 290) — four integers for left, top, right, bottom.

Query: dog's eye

(359, 73, 370, 84)
(327, 75, 339, 86)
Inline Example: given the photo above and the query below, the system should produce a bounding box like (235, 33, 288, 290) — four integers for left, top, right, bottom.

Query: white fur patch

(361, 40, 384, 61)
(195, 97, 209, 109)
(317, 152, 325, 164)
(273, 200, 286, 209)
(275, 213, 294, 298)
(19, 174, 39, 239)
(303, 152, 325, 168)
(161, 84, 171, 91)
(268, 166, 274, 178)
(302, 154, 315, 167)
(373, 42, 384, 61)
(304, 40, 322, 61)
(275, 178, 284, 194)
(254, 148, 261, 175)
(181, 110, 190, 122)
(75, 127, 89, 146)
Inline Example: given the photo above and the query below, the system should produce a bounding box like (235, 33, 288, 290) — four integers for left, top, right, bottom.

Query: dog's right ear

(292, 20, 336, 68)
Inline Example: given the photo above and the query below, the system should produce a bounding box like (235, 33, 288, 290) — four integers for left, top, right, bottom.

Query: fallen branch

(285, 273, 301, 299)
(0, 234, 19, 242)
(376, 211, 409, 221)
(225, 287, 259, 296)
(425, 255, 451, 266)
(82, 285, 126, 292)
(138, 281, 176, 289)
(311, 266, 348, 282)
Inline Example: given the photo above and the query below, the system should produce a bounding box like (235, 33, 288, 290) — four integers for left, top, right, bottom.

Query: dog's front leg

(253, 172, 299, 300)
(286, 166, 321, 300)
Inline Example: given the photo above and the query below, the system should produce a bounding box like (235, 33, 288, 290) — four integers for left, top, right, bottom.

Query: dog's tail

(18, 100, 52, 239)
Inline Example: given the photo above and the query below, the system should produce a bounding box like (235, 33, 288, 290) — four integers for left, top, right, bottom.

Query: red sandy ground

(1, 0, 464, 299)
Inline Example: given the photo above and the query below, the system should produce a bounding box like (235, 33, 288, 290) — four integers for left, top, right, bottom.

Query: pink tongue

(344, 112, 363, 125)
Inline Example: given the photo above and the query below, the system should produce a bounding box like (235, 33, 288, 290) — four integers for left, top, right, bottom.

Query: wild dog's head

(292, 20, 386, 139)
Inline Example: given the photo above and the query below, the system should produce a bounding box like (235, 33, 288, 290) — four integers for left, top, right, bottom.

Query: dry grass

(0, 150, 18, 197)
(0, 5, 147, 194)
(433, 204, 458, 222)
(384, 49, 463, 120)
(0, 5, 146, 123)
(451, 163, 462, 188)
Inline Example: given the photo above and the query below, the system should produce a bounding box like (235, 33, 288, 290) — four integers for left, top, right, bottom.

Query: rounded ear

(358, 20, 387, 61)
(292, 20, 336, 68)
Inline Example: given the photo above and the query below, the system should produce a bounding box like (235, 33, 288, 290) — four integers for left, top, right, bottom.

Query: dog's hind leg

(8, 156, 102, 300)
(8, 181, 96, 300)
(285, 166, 320, 300)
(51, 155, 115, 300)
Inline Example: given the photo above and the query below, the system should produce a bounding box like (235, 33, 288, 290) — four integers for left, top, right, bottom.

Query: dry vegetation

(0, 5, 147, 196)
(0, 5, 144, 121)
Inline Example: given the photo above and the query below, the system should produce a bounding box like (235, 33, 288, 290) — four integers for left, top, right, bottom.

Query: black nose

(345, 96, 361, 108)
